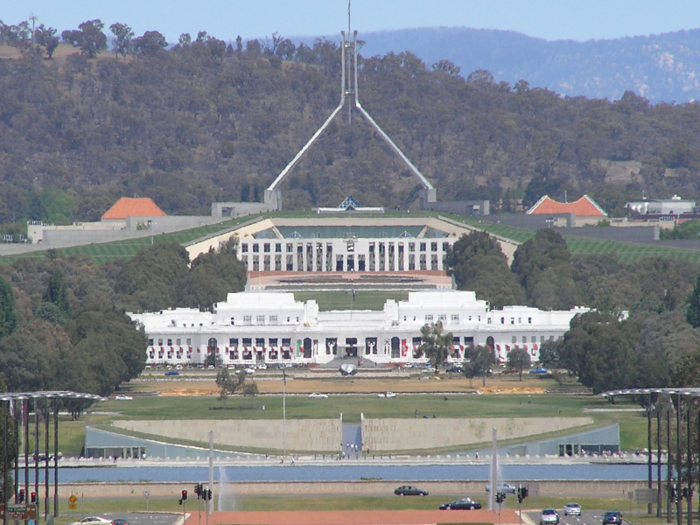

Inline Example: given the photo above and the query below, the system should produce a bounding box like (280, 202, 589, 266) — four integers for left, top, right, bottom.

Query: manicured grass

(293, 291, 409, 311)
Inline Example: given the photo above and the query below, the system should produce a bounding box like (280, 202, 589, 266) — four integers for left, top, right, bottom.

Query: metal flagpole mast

(282, 370, 286, 455)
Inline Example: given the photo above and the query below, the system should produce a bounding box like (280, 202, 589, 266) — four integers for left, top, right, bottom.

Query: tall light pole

(282, 369, 286, 456)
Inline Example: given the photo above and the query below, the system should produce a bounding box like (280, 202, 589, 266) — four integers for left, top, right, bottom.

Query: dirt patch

(134, 375, 548, 396)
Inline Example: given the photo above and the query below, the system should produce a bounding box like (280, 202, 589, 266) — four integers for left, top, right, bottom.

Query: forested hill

(317, 27, 700, 104)
(2, 33, 700, 235)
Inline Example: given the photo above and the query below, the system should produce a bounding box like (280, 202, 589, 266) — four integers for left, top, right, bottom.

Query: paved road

(527, 509, 626, 525)
(68, 513, 182, 525)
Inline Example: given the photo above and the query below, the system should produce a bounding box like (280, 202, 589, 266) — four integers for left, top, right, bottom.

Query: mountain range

(298, 27, 700, 103)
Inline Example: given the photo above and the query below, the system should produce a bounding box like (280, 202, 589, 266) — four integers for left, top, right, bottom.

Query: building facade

(129, 291, 586, 367)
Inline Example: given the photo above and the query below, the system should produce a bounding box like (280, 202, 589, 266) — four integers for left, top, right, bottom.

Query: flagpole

(282, 369, 286, 456)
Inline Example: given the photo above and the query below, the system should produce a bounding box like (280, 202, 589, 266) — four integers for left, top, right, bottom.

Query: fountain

(217, 466, 237, 511)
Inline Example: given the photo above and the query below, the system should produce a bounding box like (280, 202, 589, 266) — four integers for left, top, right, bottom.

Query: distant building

(129, 290, 586, 367)
(101, 197, 167, 221)
(526, 195, 607, 227)
(626, 196, 695, 216)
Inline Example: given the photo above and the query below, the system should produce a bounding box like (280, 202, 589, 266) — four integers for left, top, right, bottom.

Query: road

(527, 509, 624, 525)
(70, 513, 182, 525)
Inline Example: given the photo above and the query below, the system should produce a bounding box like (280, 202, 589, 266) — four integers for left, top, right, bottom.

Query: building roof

(526, 195, 607, 217)
(101, 197, 166, 220)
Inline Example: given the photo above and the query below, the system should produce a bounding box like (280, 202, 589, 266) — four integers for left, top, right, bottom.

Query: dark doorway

(303, 337, 312, 358)
(391, 337, 400, 358)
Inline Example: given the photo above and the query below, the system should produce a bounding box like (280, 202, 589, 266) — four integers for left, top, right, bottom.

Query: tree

(419, 321, 453, 372)
(215, 367, 245, 404)
(0, 275, 17, 340)
(445, 232, 526, 308)
(132, 31, 167, 57)
(109, 23, 134, 59)
(34, 24, 59, 59)
(44, 269, 71, 320)
(464, 345, 495, 387)
(537, 340, 561, 369)
(61, 19, 107, 58)
(507, 348, 531, 381)
(686, 272, 700, 328)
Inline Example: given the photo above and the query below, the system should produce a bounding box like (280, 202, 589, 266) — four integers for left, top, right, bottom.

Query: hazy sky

(4, 0, 700, 44)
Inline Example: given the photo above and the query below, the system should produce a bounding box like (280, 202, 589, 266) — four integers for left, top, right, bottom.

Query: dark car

(603, 511, 623, 525)
(394, 485, 429, 496)
(165, 370, 179, 376)
(112, 520, 130, 525)
(439, 497, 482, 510)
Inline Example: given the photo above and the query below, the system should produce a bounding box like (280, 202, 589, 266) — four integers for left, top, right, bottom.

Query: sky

(3, 0, 700, 44)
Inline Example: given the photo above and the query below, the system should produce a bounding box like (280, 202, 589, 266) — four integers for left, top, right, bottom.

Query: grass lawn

(293, 290, 409, 311)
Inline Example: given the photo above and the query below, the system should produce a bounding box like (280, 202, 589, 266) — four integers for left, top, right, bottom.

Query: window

(512, 336, 517, 344)
(176, 338, 181, 345)
(403, 316, 407, 322)
(148, 339, 154, 346)
(540, 336, 545, 343)
(468, 315, 472, 321)
(409, 242, 415, 252)
(186, 338, 192, 346)
(252, 244, 259, 252)
(264, 243, 270, 252)
(528, 317, 532, 324)
(420, 242, 426, 251)
(296, 317, 299, 322)
(522, 336, 527, 344)
(167, 339, 172, 346)
(442, 242, 449, 252)
(287, 317, 290, 323)
(230, 317, 235, 325)
(243, 315, 252, 323)
(286, 243, 293, 252)
(255, 338, 265, 346)
(438, 314, 447, 322)
(269, 338, 278, 346)
(241, 244, 248, 253)
(531, 336, 537, 343)
(229, 338, 238, 346)
(276, 243, 282, 252)
(282, 338, 291, 346)
(487, 317, 492, 324)
(269, 315, 278, 324)
(425, 314, 434, 322)
(451, 314, 459, 322)
(431, 242, 438, 252)
(256, 315, 265, 323)
(501, 317, 505, 324)
(518, 317, 521, 324)
(158, 338, 163, 346)
(510, 318, 515, 325)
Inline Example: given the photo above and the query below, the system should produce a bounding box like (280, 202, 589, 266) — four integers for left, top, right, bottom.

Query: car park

(540, 508, 560, 525)
(602, 511, 623, 525)
(485, 482, 517, 494)
(439, 497, 482, 510)
(69, 517, 112, 525)
(308, 393, 328, 399)
(564, 503, 582, 516)
(394, 485, 428, 496)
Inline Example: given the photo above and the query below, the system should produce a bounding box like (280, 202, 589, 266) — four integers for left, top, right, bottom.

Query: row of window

(150, 338, 192, 347)
(240, 241, 449, 253)
(234, 315, 299, 325)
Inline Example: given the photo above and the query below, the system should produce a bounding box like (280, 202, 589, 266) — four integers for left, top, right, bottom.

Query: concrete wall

(212, 202, 277, 218)
(114, 419, 342, 452)
(362, 417, 593, 452)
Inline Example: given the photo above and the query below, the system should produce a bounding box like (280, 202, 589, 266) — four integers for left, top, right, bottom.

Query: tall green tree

(507, 348, 531, 381)
(419, 321, 453, 373)
(686, 272, 700, 328)
(464, 345, 495, 387)
(109, 23, 134, 59)
(44, 269, 71, 320)
(61, 19, 107, 58)
(0, 275, 17, 340)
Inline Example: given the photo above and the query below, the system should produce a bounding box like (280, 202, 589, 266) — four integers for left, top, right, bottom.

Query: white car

(564, 503, 581, 516)
(421, 368, 437, 374)
(69, 517, 112, 525)
(175, 364, 183, 370)
(308, 393, 329, 399)
(245, 368, 255, 375)
(378, 392, 397, 398)
(114, 395, 133, 401)
(257, 364, 268, 370)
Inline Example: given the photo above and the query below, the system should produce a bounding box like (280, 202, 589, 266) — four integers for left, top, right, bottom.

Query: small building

(101, 197, 167, 221)
(526, 195, 607, 227)
(626, 196, 696, 216)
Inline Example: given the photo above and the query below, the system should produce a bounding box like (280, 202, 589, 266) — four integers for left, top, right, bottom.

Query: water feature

(217, 466, 237, 511)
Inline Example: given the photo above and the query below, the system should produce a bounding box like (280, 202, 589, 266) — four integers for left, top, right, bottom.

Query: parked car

(530, 368, 548, 374)
(540, 508, 560, 525)
(394, 485, 428, 496)
(175, 364, 183, 370)
(165, 370, 179, 376)
(439, 497, 482, 510)
(244, 368, 255, 375)
(377, 392, 397, 398)
(446, 366, 464, 373)
(421, 368, 437, 374)
(114, 395, 133, 401)
(485, 482, 517, 494)
(308, 393, 328, 399)
(602, 511, 623, 525)
(564, 503, 582, 516)
(70, 517, 112, 525)
(257, 364, 268, 370)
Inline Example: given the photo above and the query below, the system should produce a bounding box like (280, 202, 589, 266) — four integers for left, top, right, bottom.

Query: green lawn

(293, 291, 409, 311)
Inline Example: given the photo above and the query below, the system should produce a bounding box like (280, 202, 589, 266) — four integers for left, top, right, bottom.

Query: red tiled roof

(526, 195, 607, 217)
(101, 197, 166, 220)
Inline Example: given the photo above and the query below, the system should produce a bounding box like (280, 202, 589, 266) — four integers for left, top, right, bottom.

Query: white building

(129, 291, 586, 367)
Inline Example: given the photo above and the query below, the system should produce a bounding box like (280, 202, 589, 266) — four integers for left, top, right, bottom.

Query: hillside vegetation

(1, 23, 700, 237)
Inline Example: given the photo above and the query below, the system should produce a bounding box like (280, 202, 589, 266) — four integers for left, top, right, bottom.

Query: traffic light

(18, 489, 25, 503)
(671, 487, 677, 503)
(495, 492, 505, 504)
(523, 487, 529, 499)
(194, 484, 201, 497)
(682, 488, 689, 500)
(182, 490, 188, 501)
(207, 489, 212, 501)
(30, 492, 36, 503)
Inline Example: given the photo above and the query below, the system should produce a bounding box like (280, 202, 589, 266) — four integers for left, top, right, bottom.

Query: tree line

(0, 239, 247, 396)
(2, 19, 700, 238)
(446, 229, 700, 394)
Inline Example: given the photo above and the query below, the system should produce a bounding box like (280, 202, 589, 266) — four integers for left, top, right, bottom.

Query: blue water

(22, 463, 660, 483)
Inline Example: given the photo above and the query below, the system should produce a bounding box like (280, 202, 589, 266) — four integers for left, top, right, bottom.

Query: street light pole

(282, 369, 286, 456)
